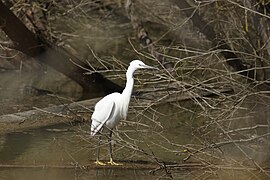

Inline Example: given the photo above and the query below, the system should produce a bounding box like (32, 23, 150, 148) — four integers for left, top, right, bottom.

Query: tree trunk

(171, 0, 252, 77)
(0, 1, 123, 99)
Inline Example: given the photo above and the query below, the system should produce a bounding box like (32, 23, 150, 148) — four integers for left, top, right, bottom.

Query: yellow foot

(94, 160, 106, 166)
(107, 158, 123, 166)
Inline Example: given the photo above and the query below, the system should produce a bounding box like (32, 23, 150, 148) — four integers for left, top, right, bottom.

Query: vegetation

(0, 0, 270, 179)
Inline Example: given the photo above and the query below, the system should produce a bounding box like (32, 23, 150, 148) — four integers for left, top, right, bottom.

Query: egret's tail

(90, 126, 96, 136)
(90, 119, 104, 136)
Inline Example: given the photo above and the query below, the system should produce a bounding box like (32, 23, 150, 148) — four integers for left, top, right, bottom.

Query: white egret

(90, 60, 156, 166)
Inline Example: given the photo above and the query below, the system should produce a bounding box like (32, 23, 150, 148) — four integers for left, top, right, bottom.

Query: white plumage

(91, 93, 120, 136)
(90, 60, 156, 165)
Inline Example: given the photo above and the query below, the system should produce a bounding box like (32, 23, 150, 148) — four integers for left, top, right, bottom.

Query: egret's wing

(90, 99, 115, 136)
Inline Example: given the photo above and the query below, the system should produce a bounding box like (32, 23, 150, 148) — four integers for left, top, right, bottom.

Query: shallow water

(0, 99, 196, 179)
(0, 166, 154, 180)
(1, 70, 270, 179)
(0, 124, 156, 180)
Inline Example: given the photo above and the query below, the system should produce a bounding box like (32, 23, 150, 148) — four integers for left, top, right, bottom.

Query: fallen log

(0, 98, 99, 134)
(0, 86, 233, 134)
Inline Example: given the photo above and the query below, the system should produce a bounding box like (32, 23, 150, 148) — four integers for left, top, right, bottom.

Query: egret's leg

(94, 134, 106, 166)
(107, 129, 123, 166)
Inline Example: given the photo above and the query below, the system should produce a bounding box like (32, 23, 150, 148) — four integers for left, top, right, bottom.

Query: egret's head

(126, 60, 157, 78)
(129, 60, 156, 70)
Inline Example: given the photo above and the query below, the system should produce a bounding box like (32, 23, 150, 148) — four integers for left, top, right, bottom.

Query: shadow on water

(0, 133, 32, 162)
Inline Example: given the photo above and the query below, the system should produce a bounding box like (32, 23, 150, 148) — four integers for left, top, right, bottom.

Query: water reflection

(0, 124, 158, 180)
(0, 168, 155, 180)
(1, 70, 270, 179)
(0, 100, 269, 179)
(0, 132, 32, 162)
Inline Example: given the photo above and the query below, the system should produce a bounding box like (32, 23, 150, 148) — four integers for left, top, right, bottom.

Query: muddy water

(0, 103, 269, 179)
(0, 124, 158, 180)
(0, 102, 194, 179)
(1, 70, 270, 179)
(0, 69, 165, 179)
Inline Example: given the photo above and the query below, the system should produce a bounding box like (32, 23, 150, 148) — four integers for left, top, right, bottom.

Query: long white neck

(122, 66, 135, 97)
(120, 66, 135, 119)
